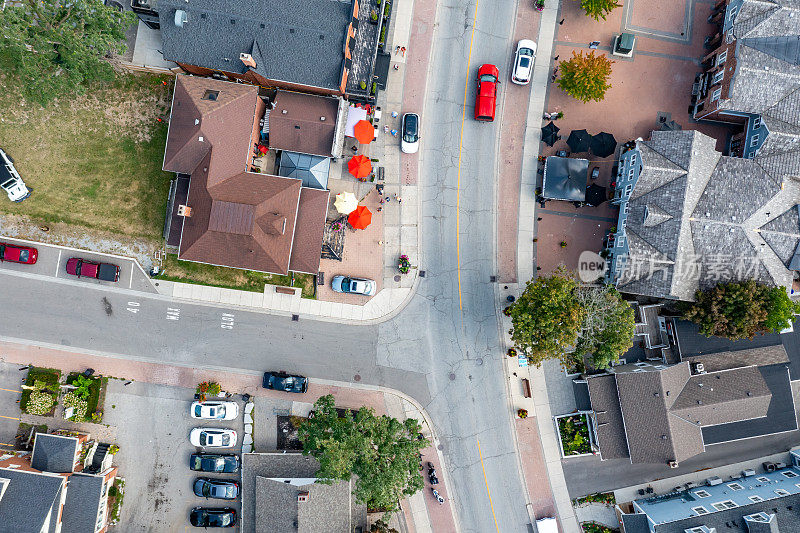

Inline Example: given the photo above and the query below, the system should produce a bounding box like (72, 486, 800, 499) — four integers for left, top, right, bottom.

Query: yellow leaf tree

(556, 50, 614, 103)
(579, 0, 622, 21)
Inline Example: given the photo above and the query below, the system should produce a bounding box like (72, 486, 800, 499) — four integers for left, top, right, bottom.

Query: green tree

(682, 280, 800, 340)
(556, 50, 614, 103)
(509, 269, 586, 366)
(0, 0, 136, 106)
(578, 0, 622, 21)
(575, 286, 635, 369)
(298, 395, 428, 515)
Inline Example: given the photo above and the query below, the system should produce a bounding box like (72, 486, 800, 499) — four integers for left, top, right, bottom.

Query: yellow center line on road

(0, 443, 14, 448)
(456, 0, 481, 312)
(0, 388, 22, 394)
(477, 438, 500, 532)
(0, 415, 19, 421)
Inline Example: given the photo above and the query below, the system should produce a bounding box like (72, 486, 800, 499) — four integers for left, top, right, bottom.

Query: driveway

(0, 237, 156, 293)
(0, 363, 22, 451)
(103, 380, 246, 532)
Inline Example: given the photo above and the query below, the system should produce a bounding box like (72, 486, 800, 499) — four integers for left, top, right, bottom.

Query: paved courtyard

(535, 0, 734, 274)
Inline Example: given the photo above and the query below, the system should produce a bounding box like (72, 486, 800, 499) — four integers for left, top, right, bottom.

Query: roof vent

(282, 109, 288, 114)
(654, 392, 660, 397)
(174, 9, 188, 27)
(240, 53, 256, 68)
(746, 391, 752, 396)
(297, 491, 310, 503)
(194, 119, 200, 125)
(697, 400, 702, 404)
(198, 136, 204, 142)
(177, 205, 192, 217)
(320, 116, 326, 121)
(661, 434, 667, 440)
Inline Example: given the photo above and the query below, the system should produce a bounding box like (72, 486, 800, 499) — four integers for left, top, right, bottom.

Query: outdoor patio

(535, 0, 735, 275)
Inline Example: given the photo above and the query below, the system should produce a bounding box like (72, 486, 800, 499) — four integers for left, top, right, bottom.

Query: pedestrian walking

(395, 45, 401, 55)
(589, 40, 600, 49)
(393, 64, 399, 70)
(385, 195, 392, 202)
(400, 46, 406, 57)
(553, 55, 559, 60)
(378, 240, 384, 246)
(559, 18, 565, 25)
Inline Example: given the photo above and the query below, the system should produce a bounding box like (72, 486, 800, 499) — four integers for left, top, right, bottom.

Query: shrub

(27, 391, 56, 416)
(63, 392, 89, 421)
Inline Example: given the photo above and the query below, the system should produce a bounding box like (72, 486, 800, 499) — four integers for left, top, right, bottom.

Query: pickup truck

(0, 148, 30, 202)
(66, 258, 120, 282)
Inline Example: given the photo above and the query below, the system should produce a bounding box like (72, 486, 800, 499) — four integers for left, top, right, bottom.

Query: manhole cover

(354, 374, 361, 382)
(437, 444, 444, 451)
(475, 358, 483, 366)
(448, 373, 456, 381)
(394, 275, 401, 282)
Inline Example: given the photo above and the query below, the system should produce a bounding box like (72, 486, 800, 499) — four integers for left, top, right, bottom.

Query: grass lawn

(0, 60, 174, 241)
(158, 254, 317, 299)
(20, 367, 61, 412)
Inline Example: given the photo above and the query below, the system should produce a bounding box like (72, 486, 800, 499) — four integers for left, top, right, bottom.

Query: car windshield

(201, 482, 212, 497)
(0, 178, 16, 189)
(211, 513, 233, 527)
(479, 74, 496, 83)
(519, 56, 531, 68)
(340, 278, 351, 291)
(221, 434, 230, 446)
(18, 250, 28, 261)
(199, 434, 207, 446)
(520, 47, 534, 56)
(194, 405, 203, 417)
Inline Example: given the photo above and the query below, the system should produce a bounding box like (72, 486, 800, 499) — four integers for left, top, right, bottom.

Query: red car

(66, 257, 120, 282)
(0, 242, 37, 264)
(474, 64, 499, 122)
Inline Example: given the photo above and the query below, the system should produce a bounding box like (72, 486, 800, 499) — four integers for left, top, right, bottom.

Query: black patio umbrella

(590, 131, 617, 158)
(541, 121, 560, 147)
(585, 183, 607, 207)
(567, 129, 591, 153)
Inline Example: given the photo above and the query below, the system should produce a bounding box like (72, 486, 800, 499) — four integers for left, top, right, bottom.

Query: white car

(0, 148, 30, 202)
(190, 428, 238, 448)
(331, 275, 377, 296)
(511, 39, 537, 85)
(190, 401, 239, 421)
(400, 113, 420, 154)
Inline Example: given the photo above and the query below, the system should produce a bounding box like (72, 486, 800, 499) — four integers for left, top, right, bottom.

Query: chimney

(177, 205, 192, 217)
(240, 53, 257, 69)
(297, 491, 310, 503)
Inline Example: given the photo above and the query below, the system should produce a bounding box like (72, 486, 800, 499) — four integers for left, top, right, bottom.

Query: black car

(193, 478, 240, 500)
(189, 453, 240, 473)
(189, 507, 236, 528)
(262, 371, 309, 393)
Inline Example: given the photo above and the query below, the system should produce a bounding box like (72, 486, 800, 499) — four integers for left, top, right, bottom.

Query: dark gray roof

(159, 0, 352, 91)
(572, 379, 592, 411)
(61, 474, 104, 533)
(621, 512, 651, 533)
(586, 374, 630, 460)
(682, 345, 789, 372)
(0, 468, 64, 533)
(241, 453, 367, 533)
(31, 433, 78, 474)
(651, 493, 800, 533)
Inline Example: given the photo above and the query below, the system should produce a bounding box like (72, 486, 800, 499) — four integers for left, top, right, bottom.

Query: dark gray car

(262, 371, 308, 393)
(193, 478, 240, 500)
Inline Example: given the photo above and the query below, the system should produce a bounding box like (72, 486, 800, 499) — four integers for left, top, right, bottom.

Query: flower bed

(582, 522, 617, 533)
(398, 254, 410, 274)
(20, 367, 61, 416)
(65, 373, 106, 422)
(574, 492, 616, 506)
(557, 414, 593, 456)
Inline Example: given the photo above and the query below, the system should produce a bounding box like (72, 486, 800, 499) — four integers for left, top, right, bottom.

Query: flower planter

(517, 409, 528, 419)
(398, 254, 410, 274)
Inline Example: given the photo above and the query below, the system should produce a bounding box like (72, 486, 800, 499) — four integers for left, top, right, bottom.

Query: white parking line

(54, 250, 62, 277)
(129, 265, 134, 289)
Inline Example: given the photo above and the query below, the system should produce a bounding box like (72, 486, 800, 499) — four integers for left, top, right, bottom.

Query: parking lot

(0, 363, 22, 451)
(0, 236, 156, 292)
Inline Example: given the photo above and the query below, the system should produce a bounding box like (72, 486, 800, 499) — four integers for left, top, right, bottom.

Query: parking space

(0, 363, 22, 451)
(0, 236, 156, 292)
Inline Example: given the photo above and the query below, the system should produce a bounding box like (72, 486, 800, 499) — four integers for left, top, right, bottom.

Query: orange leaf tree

(578, 0, 622, 21)
(556, 50, 613, 103)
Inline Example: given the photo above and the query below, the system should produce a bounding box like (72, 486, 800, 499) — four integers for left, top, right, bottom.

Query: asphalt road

(0, 364, 22, 450)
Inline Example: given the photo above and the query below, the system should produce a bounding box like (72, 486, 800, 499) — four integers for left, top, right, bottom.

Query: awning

(345, 106, 369, 138)
(542, 156, 589, 202)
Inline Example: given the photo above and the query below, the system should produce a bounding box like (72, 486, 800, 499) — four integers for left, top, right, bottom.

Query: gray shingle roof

(586, 374, 630, 460)
(158, 0, 352, 91)
(0, 469, 64, 533)
(31, 433, 78, 474)
(61, 474, 104, 533)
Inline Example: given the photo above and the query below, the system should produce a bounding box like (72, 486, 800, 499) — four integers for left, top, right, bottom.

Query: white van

(536, 517, 559, 533)
(0, 148, 30, 202)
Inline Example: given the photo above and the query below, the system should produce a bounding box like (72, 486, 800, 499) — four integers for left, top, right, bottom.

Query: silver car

(331, 275, 377, 296)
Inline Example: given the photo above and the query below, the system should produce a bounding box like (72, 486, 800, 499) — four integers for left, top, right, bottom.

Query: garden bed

(64, 373, 107, 422)
(277, 415, 305, 451)
(582, 522, 617, 533)
(20, 367, 61, 416)
(556, 413, 594, 457)
(574, 492, 616, 506)
(108, 478, 125, 526)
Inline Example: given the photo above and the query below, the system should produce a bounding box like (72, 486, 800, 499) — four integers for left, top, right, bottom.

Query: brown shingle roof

(269, 90, 339, 157)
(165, 75, 327, 275)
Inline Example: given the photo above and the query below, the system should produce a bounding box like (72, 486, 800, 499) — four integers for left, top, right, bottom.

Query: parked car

(189, 428, 238, 448)
(190, 401, 239, 421)
(262, 372, 309, 394)
(0, 148, 30, 202)
(0, 242, 37, 264)
(511, 40, 537, 85)
(193, 478, 240, 500)
(189, 453, 240, 473)
(401, 113, 420, 154)
(474, 64, 499, 122)
(189, 507, 237, 528)
(65, 258, 120, 282)
(331, 275, 377, 296)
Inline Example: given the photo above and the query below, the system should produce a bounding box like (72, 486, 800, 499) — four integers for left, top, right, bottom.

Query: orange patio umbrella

(348, 205, 372, 230)
(348, 155, 372, 179)
(353, 119, 374, 144)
